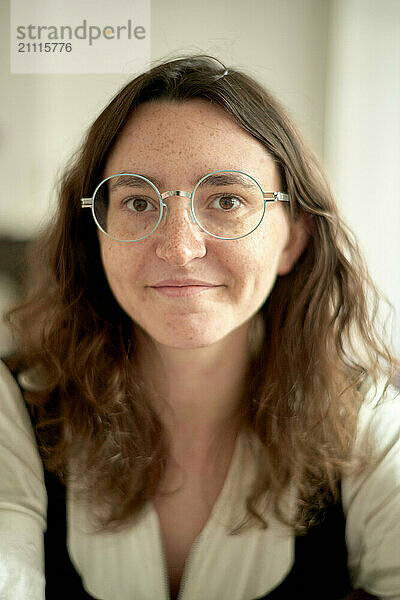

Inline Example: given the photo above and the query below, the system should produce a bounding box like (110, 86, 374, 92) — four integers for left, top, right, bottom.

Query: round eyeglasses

(81, 170, 290, 242)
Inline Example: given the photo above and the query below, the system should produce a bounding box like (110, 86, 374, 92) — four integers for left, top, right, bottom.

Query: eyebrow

(109, 174, 164, 191)
(109, 171, 256, 190)
(200, 173, 255, 188)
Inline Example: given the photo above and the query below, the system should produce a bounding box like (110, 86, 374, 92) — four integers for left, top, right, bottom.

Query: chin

(147, 328, 225, 350)
(135, 313, 231, 350)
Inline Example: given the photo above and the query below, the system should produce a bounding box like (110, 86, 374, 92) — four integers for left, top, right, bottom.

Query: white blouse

(0, 360, 400, 600)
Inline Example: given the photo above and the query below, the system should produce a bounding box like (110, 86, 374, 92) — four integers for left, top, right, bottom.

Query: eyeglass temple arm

(81, 198, 93, 207)
(263, 192, 289, 202)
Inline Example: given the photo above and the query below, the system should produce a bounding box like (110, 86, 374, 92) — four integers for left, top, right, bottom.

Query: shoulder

(0, 359, 47, 520)
(342, 376, 400, 597)
(0, 359, 37, 440)
(0, 360, 46, 599)
(357, 376, 400, 446)
(342, 375, 400, 507)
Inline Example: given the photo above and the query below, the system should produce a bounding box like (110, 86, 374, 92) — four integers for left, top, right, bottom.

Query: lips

(152, 279, 217, 287)
(150, 279, 221, 297)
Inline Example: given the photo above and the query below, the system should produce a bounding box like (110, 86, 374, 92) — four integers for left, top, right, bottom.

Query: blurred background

(1, 0, 399, 356)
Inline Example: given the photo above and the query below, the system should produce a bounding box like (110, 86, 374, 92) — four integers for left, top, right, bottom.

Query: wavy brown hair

(6, 55, 398, 533)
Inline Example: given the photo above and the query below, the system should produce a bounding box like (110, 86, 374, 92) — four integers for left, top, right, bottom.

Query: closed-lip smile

(150, 279, 222, 297)
(152, 279, 217, 287)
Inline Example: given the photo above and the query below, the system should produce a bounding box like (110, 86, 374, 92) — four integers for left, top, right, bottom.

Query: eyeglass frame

(81, 169, 290, 242)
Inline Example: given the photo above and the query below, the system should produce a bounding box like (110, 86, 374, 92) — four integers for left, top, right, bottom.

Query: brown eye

(125, 197, 156, 212)
(211, 195, 242, 211)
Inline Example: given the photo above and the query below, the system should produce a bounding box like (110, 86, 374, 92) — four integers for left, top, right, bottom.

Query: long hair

(6, 55, 398, 533)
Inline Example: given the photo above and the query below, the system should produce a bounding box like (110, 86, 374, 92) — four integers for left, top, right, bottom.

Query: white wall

(324, 0, 400, 352)
(0, 0, 398, 354)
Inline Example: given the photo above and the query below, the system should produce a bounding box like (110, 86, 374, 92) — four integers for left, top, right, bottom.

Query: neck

(134, 320, 254, 459)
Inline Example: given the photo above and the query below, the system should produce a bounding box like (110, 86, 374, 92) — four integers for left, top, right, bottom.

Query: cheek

(225, 219, 288, 305)
(233, 219, 287, 276)
(99, 240, 118, 284)
(99, 238, 141, 292)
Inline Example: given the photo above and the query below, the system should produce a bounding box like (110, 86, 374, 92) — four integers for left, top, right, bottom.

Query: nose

(154, 200, 207, 266)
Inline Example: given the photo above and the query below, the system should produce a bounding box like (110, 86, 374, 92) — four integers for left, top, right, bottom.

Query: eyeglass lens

(93, 172, 266, 241)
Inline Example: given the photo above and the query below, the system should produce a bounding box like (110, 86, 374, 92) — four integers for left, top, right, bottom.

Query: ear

(277, 214, 312, 276)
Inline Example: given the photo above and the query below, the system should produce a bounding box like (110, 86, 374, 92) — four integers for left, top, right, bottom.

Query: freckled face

(99, 100, 293, 349)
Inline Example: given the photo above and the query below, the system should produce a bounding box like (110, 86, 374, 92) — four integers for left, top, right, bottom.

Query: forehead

(103, 99, 279, 187)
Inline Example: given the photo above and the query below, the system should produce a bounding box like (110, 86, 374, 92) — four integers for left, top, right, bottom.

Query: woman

(1, 55, 399, 600)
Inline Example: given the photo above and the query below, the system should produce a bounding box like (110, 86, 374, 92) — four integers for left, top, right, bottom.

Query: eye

(124, 196, 158, 212)
(209, 194, 243, 211)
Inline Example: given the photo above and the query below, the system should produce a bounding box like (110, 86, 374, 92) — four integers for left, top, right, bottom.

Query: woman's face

(99, 99, 307, 349)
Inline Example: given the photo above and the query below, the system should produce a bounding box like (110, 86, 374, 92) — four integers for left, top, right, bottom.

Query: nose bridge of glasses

(160, 190, 196, 224)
